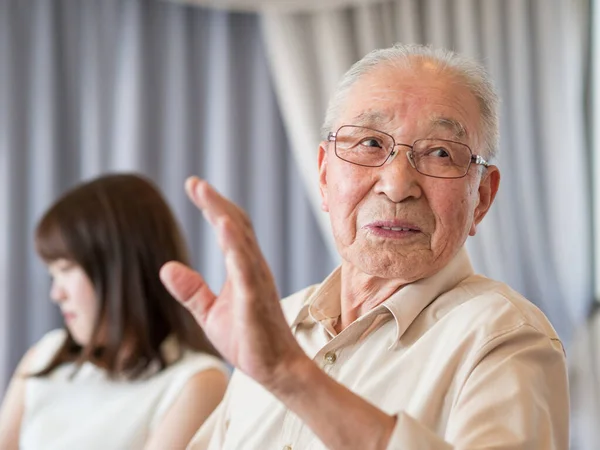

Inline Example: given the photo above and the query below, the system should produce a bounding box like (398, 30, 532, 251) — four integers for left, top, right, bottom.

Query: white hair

(321, 43, 500, 159)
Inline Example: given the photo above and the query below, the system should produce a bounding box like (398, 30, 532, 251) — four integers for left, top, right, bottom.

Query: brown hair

(33, 173, 218, 379)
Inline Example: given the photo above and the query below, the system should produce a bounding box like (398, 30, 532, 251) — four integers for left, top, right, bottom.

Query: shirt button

(283, 446, 292, 450)
(324, 351, 337, 364)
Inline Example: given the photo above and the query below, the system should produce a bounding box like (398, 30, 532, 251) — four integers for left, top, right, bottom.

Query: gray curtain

(0, 0, 336, 394)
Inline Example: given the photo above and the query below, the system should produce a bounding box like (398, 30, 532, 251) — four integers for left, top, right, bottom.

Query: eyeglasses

(327, 125, 489, 179)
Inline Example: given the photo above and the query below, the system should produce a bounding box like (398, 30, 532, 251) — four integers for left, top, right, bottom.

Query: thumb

(160, 261, 216, 325)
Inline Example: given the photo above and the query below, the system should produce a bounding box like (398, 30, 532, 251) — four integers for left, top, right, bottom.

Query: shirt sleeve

(386, 324, 569, 450)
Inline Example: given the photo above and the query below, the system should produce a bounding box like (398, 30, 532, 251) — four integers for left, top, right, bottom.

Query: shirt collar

(382, 246, 474, 345)
(290, 267, 342, 330)
(290, 247, 474, 344)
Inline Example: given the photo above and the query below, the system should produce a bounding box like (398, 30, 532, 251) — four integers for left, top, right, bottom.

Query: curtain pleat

(0, 0, 336, 393)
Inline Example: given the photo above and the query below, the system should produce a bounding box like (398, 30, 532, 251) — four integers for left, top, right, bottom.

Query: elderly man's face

(318, 63, 499, 281)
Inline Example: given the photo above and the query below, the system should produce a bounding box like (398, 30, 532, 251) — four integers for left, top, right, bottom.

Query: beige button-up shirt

(189, 248, 568, 449)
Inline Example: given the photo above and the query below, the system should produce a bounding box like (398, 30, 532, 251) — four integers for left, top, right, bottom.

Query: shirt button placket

(323, 350, 337, 365)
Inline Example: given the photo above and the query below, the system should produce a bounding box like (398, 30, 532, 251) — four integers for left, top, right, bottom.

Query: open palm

(160, 177, 304, 386)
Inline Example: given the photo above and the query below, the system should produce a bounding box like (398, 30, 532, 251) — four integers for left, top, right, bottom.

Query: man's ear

(318, 143, 329, 212)
(469, 165, 500, 236)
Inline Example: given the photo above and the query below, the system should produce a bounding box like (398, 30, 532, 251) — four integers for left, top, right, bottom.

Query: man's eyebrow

(429, 117, 467, 139)
(351, 111, 388, 126)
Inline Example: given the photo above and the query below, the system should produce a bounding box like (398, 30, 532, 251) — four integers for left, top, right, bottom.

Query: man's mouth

(379, 226, 417, 232)
(364, 221, 423, 239)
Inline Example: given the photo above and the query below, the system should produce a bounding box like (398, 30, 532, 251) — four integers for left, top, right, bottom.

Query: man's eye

(359, 138, 384, 148)
(427, 147, 451, 157)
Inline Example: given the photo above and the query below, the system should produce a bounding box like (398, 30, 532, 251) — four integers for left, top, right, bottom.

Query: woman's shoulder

(161, 336, 228, 376)
(169, 347, 229, 378)
(25, 328, 68, 374)
(149, 346, 229, 429)
(35, 328, 68, 346)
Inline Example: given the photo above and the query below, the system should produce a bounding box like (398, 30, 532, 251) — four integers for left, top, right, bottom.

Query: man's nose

(374, 149, 423, 202)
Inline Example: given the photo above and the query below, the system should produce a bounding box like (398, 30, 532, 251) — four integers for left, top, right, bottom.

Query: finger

(185, 177, 248, 229)
(217, 217, 269, 290)
(185, 177, 266, 278)
(186, 176, 261, 256)
(159, 261, 217, 325)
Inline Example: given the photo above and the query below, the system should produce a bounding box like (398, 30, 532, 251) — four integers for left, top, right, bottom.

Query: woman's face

(48, 259, 98, 345)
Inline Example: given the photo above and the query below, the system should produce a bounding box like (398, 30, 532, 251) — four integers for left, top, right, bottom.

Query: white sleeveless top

(20, 329, 228, 450)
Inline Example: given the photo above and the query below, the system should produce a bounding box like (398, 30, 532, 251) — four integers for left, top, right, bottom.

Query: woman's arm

(144, 368, 228, 450)
(0, 347, 36, 450)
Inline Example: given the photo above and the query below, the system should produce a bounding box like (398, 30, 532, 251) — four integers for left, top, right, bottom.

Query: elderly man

(160, 44, 568, 449)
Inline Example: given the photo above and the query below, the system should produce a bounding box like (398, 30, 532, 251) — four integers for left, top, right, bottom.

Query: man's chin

(350, 249, 434, 281)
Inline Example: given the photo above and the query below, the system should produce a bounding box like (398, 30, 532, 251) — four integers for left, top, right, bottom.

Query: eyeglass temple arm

(471, 154, 489, 167)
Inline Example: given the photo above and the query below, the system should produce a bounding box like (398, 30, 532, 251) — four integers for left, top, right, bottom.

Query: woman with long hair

(0, 173, 228, 450)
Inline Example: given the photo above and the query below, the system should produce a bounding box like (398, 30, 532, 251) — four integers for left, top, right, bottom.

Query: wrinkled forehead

(351, 110, 468, 141)
(337, 64, 482, 145)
